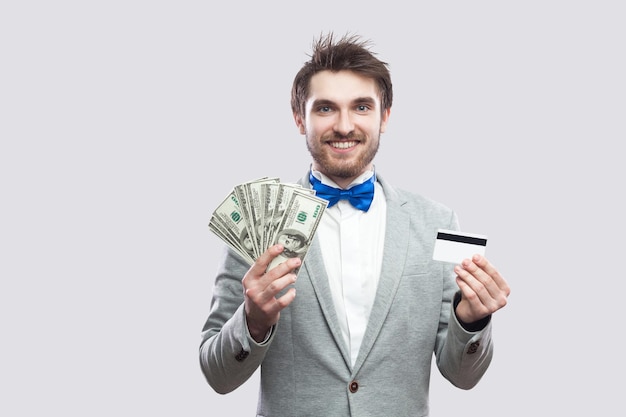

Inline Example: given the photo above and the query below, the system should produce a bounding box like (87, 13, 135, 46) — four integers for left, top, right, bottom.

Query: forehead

(307, 70, 380, 104)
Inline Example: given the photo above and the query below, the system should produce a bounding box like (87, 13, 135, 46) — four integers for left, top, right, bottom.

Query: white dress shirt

(312, 169, 386, 367)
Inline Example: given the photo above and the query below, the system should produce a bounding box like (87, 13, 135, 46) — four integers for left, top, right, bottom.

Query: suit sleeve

(436, 291, 493, 389)
(433, 212, 494, 389)
(198, 246, 275, 394)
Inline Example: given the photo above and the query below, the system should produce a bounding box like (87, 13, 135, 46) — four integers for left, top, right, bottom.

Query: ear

(379, 108, 391, 133)
(293, 112, 306, 135)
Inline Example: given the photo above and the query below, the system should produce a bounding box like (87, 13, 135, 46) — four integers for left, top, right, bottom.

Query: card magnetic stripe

(436, 232, 487, 247)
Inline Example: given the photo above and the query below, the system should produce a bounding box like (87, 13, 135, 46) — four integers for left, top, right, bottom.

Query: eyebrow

(311, 97, 377, 108)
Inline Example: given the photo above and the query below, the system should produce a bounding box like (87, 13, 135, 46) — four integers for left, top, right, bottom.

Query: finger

(261, 272, 298, 300)
(245, 285, 297, 337)
(243, 245, 299, 290)
(274, 287, 297, 310)
(455, 259, 508, 312)
(251, 244, 287, 275)
(472, 254, 511, 296)
(454, 259, 499, 306)
(457, 257, 501, 296)
(253, 261, 299, 299)
(245, 273, 297, 323)
(265, 252, 302, 278)
(455, 277, 475, 302)
(454, 263, 492, 305)
(242, 249, 276, 301)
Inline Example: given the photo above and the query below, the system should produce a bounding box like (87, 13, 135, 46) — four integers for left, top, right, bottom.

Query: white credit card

(432, 229, 487, 264)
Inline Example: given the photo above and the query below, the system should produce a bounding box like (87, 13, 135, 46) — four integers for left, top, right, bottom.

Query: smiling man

(295, 69, 388, 188)
(199, 32, 511, 416)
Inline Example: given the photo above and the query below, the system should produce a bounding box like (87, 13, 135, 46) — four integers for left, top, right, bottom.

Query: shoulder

(378, 174, 452, 212)
(398, 188, 452, 214)
(378, 174, 458, 228)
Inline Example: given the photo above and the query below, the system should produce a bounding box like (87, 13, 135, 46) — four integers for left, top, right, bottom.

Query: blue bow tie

(309, 172, 376, 212)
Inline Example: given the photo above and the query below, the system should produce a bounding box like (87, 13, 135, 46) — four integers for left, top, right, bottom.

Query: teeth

(331, 141, 356, 149)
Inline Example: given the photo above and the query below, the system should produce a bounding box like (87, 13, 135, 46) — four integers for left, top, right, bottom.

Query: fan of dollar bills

(209, 177, 328, 272)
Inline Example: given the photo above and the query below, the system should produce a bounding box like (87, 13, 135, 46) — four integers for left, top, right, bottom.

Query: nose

(333, 110, 354, 136)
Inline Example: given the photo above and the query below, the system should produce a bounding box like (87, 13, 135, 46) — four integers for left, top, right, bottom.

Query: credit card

(432, 229, 487, 264)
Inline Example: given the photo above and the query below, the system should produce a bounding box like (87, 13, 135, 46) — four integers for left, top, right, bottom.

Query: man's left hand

(454, 254, 511, 324)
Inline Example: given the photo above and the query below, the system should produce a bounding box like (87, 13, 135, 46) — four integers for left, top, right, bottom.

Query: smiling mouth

(329, 141, 358, 149)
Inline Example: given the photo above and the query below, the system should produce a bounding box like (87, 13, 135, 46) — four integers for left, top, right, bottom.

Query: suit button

(235, 348, 249, 362)
(467, 341, 480, 354)
(349, 381, 359, 393)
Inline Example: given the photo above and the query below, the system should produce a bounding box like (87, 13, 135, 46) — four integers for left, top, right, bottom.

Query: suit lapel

(297, 171, 353, 368)
(301, 240, 353, 368)
(352, 176, 409, 373)
(296, 171, 410, 373)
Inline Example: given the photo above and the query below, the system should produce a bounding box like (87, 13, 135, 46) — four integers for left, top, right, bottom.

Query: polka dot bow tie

(309, 172, 376, 212)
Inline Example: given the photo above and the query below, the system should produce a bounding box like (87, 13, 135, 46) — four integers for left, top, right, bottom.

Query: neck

(329, 176, 359, 189)
(311, 166, 374, 189)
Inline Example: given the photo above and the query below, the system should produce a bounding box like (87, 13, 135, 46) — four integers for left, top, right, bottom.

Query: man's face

(294, 70, 390, 188)
(277, 233, 303, 251)
(242, 233, 254, 252)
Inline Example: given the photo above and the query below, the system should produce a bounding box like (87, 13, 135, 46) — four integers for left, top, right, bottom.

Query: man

(275, 229, 307, 258)
(200, 32, 510, 416)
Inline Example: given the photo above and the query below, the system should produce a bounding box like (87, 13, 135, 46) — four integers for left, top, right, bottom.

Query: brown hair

(290, 32, 393, 119)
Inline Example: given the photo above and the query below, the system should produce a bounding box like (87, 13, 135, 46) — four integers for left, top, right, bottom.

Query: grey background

(2, 1, 624, 415)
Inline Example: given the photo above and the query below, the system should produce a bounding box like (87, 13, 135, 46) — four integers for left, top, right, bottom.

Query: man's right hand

(242, 244, 300, 343)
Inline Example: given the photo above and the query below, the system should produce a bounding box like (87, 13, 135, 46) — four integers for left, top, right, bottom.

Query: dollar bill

(233, 177, 280, 258)
(264, 183, 314, 251)
(266, 189, 328, 273)
(209, 177, 327, 271)
(209, 190, 256, 265)
(259, 182, 280, 252)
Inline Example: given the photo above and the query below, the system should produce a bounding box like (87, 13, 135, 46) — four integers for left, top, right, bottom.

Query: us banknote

(265, 189, 327, 273)
(209, 177, 327, 272)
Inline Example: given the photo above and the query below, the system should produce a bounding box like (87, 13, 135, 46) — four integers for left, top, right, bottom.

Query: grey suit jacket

(200, 172, 493, 417)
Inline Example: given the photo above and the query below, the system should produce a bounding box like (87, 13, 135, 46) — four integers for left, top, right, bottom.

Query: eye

(318, 106, 332, 113)
(356, 104, 370, 112)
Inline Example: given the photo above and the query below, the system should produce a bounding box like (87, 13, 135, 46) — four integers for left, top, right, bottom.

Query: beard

(306, 131, 380, 179)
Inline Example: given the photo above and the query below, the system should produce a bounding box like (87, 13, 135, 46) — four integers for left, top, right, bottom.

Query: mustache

(323, 132, 365, 141)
